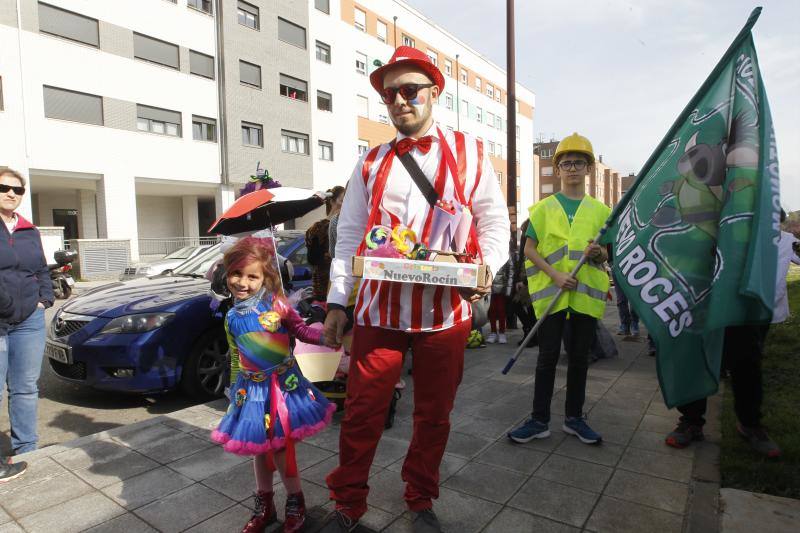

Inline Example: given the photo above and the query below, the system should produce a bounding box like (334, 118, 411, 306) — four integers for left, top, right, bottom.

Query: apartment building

(533, 140, 624, 208)
(1, 0, 535, 266)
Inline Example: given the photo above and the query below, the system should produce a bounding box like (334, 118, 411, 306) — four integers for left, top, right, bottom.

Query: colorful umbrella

(208, 187, 324, 236)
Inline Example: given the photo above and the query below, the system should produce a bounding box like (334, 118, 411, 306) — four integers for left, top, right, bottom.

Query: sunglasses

(558, 160, 588, 171)
(0, 184, 25, 195)
(379, 83, 435, 105)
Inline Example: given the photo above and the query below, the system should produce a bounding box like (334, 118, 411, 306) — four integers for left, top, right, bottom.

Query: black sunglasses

(379, 83, 435, 105)
(0, 184, 25, 195)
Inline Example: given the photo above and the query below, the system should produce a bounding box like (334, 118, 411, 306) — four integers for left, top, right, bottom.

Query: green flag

(603, 7, 781, 408)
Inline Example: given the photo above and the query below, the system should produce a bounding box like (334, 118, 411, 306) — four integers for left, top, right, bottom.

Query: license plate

(45, 341, 71, 364)
(65, 277, 75, 287)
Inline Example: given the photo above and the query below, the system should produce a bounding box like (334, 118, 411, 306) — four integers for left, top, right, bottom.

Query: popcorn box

(352, 255, 489, 288)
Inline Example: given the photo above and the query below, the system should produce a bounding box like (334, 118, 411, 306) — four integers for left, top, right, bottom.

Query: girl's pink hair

(223, 237, 283, 298)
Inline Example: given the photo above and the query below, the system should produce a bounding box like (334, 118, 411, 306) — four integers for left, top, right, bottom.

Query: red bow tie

(396, 136, 434, 156)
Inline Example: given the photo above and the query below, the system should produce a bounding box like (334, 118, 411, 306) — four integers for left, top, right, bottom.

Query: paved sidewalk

(1, 316, 709, 532)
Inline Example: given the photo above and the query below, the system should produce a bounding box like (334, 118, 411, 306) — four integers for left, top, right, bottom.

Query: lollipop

(366, 225, 390, 250)
(391, 225, 417, 257)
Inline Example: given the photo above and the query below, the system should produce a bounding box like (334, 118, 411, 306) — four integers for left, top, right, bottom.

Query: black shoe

(385, 389, 401, 429)
(0, 459, 27, 484)
(319, 510, 358, 533)
(412, 508, 443, 532)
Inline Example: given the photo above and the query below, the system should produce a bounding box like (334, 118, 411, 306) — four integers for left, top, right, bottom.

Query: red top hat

(370, 46, 445, 95)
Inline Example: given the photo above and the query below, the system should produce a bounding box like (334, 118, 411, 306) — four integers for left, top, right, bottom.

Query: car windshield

(171, 233, 300, 277)
(164, 246, 201, 260)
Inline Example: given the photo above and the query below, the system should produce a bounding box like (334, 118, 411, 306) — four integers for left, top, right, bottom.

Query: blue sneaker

(563, 417, 602, 444)
(631, 323, 640, 336)
(508, 418, 550, 443)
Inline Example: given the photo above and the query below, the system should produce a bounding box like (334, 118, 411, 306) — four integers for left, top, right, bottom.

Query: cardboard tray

(352, 255, 489, 288)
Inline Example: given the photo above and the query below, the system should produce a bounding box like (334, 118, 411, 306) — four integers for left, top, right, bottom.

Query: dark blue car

(46, 231, 312, 400)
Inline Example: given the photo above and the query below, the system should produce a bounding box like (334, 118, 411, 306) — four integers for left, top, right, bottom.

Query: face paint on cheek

(408, 93, 427, 114)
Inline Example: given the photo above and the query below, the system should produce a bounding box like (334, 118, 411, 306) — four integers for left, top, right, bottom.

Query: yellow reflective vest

(525, 195, 611, 319)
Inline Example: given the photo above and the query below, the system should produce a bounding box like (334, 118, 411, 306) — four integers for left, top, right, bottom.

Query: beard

(391, 101, 433, 136)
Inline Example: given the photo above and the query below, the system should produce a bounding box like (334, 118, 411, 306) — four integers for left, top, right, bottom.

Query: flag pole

(501, 224, 610, 374)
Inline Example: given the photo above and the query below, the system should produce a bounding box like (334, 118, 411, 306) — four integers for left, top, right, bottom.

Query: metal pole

(213, 0, 229, 186)
(506, 0, 517, 238)
(393, 16, 398, 49)
(455, 54, 461, 130)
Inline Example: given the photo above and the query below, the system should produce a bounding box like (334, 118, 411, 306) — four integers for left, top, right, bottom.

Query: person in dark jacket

(0, 168, 54, 460)
(513, 220, 537, 346)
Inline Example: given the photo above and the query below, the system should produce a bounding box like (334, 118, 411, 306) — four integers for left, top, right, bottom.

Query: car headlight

(99, 313, 175, 334)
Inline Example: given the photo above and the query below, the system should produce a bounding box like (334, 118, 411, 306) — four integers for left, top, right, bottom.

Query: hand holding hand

(323, 309, 348, 348)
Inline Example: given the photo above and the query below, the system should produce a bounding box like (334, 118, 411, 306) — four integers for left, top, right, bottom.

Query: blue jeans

(612, 272, 638, 329)
(0, 307, 46, 454)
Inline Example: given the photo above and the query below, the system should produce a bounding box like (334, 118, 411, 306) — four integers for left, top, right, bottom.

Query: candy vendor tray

(352, 255, 489, 288)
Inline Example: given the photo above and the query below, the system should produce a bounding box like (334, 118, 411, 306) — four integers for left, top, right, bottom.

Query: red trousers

(326, 320, 470, 519)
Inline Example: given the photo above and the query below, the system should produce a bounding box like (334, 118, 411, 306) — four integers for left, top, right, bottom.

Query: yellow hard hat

(554, 132, 595, 165)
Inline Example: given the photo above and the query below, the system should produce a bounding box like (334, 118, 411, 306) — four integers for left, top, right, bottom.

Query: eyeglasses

(379, 83, 435, 105)
(558, 160, 588, 171)
(0, 184, 25, 195)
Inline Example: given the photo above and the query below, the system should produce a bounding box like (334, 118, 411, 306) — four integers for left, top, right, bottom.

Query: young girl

(211, 237, 336, 533)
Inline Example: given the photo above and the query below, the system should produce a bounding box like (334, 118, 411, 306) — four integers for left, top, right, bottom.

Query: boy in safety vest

(508, 132, 610, 445)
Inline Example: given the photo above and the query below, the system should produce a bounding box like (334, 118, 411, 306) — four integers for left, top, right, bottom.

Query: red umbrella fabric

(208, 188, 324, 235)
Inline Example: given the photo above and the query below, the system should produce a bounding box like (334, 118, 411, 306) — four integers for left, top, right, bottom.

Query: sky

(404, 0, 800, 211)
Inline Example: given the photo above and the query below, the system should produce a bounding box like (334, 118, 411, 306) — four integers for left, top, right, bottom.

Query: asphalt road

(0, 299, 200, 456)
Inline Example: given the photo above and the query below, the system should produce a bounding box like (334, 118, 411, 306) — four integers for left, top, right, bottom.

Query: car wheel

(181, 328, 228, 401)
(61, 280, 72, 299)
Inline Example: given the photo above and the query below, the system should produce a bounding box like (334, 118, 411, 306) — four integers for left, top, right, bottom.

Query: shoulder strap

(396, 149, 438, 207)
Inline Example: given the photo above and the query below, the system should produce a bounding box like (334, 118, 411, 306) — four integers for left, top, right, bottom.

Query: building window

(444, 93, 453, 110)
(354, 7, 366, 31)
(476, 106, 482, 123)
(239, 60, 261, 88)
(241, 121, 262, 147)
(317, 90, 332, 112)
(516, 125, 520, 138)
(38, 2, 99, 47)
(487, 84, 494, 99)
(488, 141, 495, 155)
(315, 0, 330, 14)
(355, 52, 367, 75)
(315, 41, 331, 63)
(192, 115, 217, 142)
(278, 17, 306, 49)
(281, 130, 309, 155)
(402, 34, 415, 47)
(444, 59, 452, 77)
(475, 77, 481, 92)
(43, 86, 103, 126)
(279, 74, 307, 101)
(487, 112, 495, 128)
(319, 140, 333, 161)
(133, 33, 179, 70)
(460, 68, 467, 85)
(495, 115, 502, 129)
(377, 20, 387, 42)
(541, 166, 553, 176)
(378, 114, 389, 124)
(357, 140, 369, 155)
(460, 99, 468, 117)
(237, 1, 259, 30)
(497, 171, 503, 184)
(188, 0, 212, 14)
(541, 183, 554, 194)
(426, 49, 438, 67)
(189, 50, 214, 79)
(495, 90, 501, 103)
(137, 104, 181, 136)
(357, 95, 368, 118)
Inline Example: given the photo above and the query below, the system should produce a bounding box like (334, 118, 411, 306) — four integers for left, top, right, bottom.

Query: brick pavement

(1, 314, 713, 532)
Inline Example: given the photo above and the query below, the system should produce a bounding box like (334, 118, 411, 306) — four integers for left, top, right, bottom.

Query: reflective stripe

(575, 283, 607, 301)
(530, 285, 560, 301)
(530, 283, 606, 303)
(526, 246, 568, 277)
(567, 250, 606, 272)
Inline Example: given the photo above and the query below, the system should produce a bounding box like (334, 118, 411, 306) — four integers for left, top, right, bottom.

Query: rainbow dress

(211, 291, 335, 455)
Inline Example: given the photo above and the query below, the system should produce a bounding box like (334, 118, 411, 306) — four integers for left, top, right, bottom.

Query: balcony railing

(138, 236, 220, 257)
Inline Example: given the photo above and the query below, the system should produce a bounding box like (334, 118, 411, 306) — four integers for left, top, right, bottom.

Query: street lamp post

(506, 0, 517, 238)
(455, 53, 460, 130)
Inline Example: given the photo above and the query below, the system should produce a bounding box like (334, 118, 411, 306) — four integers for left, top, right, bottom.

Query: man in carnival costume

(322, 47, 510, 532)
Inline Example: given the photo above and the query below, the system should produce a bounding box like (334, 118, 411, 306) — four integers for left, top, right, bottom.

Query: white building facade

(1, 0, 535, 265)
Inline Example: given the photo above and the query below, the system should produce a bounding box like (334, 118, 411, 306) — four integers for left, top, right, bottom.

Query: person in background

(306, 186, 345, 302)
(0, 169, 55, 467)
(513, 219, 537, 347)
(327, 185, 347, 260)
(487, 247, 513, 344)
